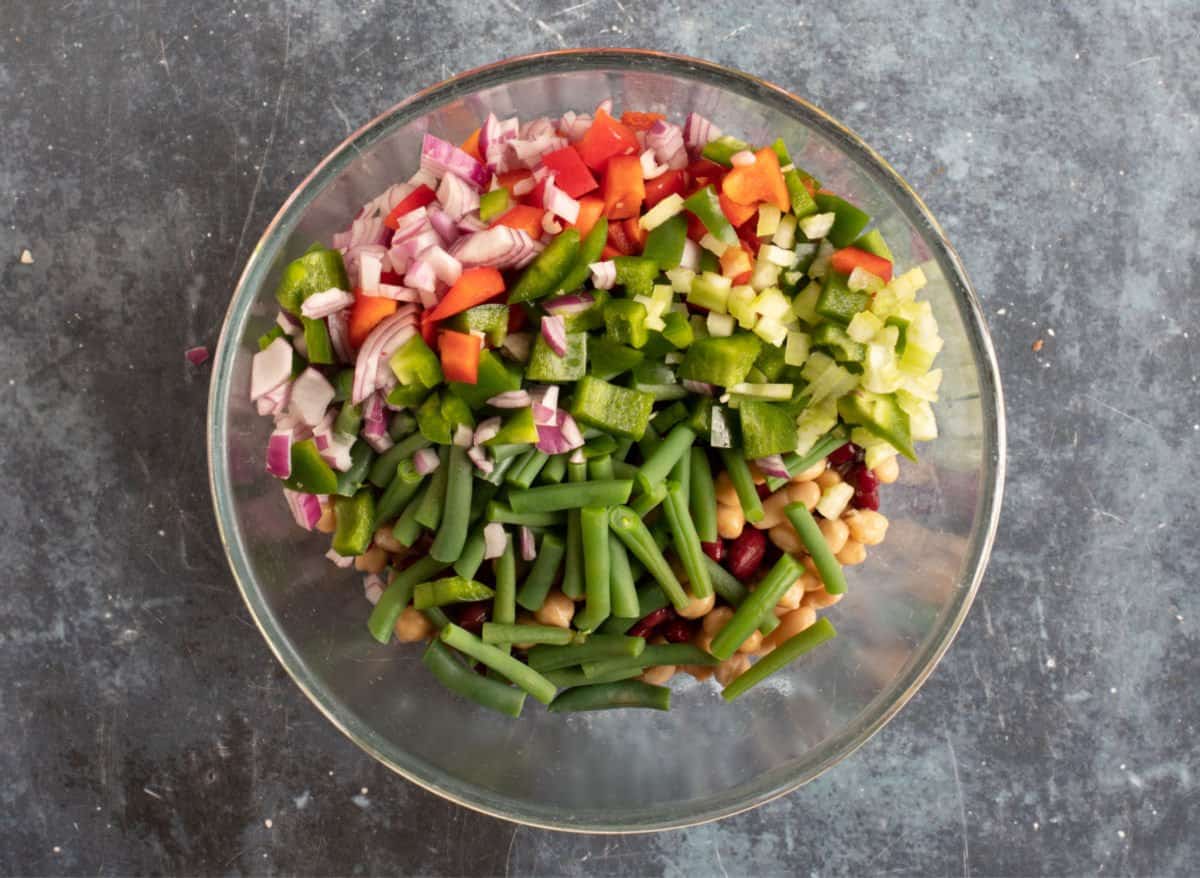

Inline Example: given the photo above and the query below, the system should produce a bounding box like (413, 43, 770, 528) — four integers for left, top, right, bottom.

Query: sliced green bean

(573, 506, 611, 632)
(543, 665, 644, 688)
(721, 618, 838, 701)
(439, 623, 557, 705)
(368, 432, 431, 488)
(413, 576, 495, 609)
(484, 502, 564, 527)
(422, 640, 526, 718)
(481, 454, 517, 486)
(540, 453, 568, 484)
(630, 482, 668, 517)
(608, 506, 689, 612)
(710, 554, 803, 660)
(372, 463, 424, 529)
(587, 454, 615, 480)
(560, 461, 587, 600)
(718, 448, 765, 523)
(515, 532, 566, 612)
(430, 444, 474, 563)
(492, 534, 517, 624)
(481, 623, 584, 646)
(611, 460, 638, 481)
(635, 424, 696, 493)
(491, 443, 531, 462)
(548, 680, 670, 712)
(608, 532, 639, 618)
(508, 449, 550, 489)
(453, 525, 487, 579)
(421, 605, 452, 629)
(507, 479, 632, 514)
(614, 438, 635, 462)
(526, 635, 645, 672)
(598, 584, 671, 635)
(392, 481, 430, 546)
(504, 447, 538, 486)
(367, 557, 450, 643)
(414, 446, 450, 530)
(765, 428, 849, 492)
(468, 481, 499, 522)
(662, 480, 712, 599)
(689, 447, 718, 543)
(583, 643, 718, 678)
(785, 502, 848, 595)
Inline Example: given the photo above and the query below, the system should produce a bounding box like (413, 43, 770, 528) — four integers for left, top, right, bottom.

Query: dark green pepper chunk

(604, 299, 649, 349)
(478, 188, 512, 223)
(274, 248, 349, 315)
(555, 217, 609, 295)
(333, 402, 362, 438)
(526, 332, 587, 383)
(282, 439, 339, 494)
(569, 376, 654, 440)
(386, 383, 432, 408)
(812, 323, 867, 363)
(448, 350, 521, 409)
(815, 272, 870, 325)
(738, 400, 799, 460)
(838, 389, 917, 460)
(854, 228, 894, 261)
(641, 214, 687, 270)
(484, 408, 539, 446)
(588, 337, 644, 380)
(258, 325, 286, 351)
(416, 392, 475, 444)
(813, 193, 871, 248)
(508, 228, 580, 303)
(612, 256, 660, 299)
(660, 310, 694, 349)
(333, 440, 376, 498)
(390, 334, 443, 387)
(302, 317, 335, 365)
(682, 186, 738, 246)
(332, 489, 377, 556)
(678, 333, 762, 388)
(448, 304, 508, 347)
(754, 341, 788, 381)
(784, 169, 818, 219)
(701, 134, 751, 167)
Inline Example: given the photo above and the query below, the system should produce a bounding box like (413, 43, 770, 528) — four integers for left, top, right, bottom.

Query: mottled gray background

(2, 0, 1197, 875)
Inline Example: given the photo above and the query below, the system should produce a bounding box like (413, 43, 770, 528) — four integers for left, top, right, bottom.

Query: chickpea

(394, 606, 433, 642)
(776, 579, 805, 611)
(873, 456, 900, 484)
(535, 590, 575, 628)
(354, 544, 389, 573)
(373, 525, 405, 554)
(836, 539, 867, 566)
(714, 653, 751, 686)
(677, 590, 716, 619)
(799, 570, 824, 592)
(716, 502, 746, 540)
(753, 490, 791, 530)
(769, 522, 804, 555)
(790, 457, 827, 483)
(714, 471, 741, 507)
(694, 631, 715, 655)
(804, 587, 844, 609)
(737, 629, 764, 655)
(815, 469, 842, 491)
(746, 460, 766, 485)
(641, 665, 676, 685)
(764, 606, 817, 650)
(701, 605, 734, 636)
(315, 504, 337, 534)
(512, 612, 539, 650)
(818, 518, 849, 555)
(845, 509, 889, 546)
(683, 663, 715, 682)
(751, 639, 776, 658)
(787, 480, 821, 511)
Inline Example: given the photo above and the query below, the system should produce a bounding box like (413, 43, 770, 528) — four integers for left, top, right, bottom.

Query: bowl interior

(209, 52, 1003, 832)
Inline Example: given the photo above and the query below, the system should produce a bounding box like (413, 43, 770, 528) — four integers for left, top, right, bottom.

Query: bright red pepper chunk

(830, 246, 894, 282)
(383, 184, 436, 230)
(575, 109, 640, 171)
(540, 146, 599, 198)
(644, 169, 686, 209)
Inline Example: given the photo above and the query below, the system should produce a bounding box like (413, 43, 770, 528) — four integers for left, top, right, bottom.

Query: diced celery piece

(889, 267, 928, 300)
(750, 257, 781, 291)
(896, 392, 938, 442)
(756, 204, 782, 237)
(699, 233, 729, 256)
(847, 310, 885, 344)
(901, 368, 943, 402)
(794, 398, 839, 455)
(798, 212, 835, 241)
(785, 330, 811, 366)
(687, 271, 732, 313)
(862, 343, 903, 394)
(727, 285, 756, 328)
(816, 481, 855, 519)
(707, 312, 735, 337)
(791, 281, 821, 324)
(773, 215, 797, 249)
(899, 340, 940, 375)
(851, 426, 899, 470)
(762, 245, 796, 267)
(727, 382, 794, 401)
(753, 316, 787, 347)
(639, 193, 685, 230)
(751, 287, 790, 321)
(665, 267, 695, 293)
(801, 352, 858, 403)
(807, 240, 834, 278)
(848, 266, 886, 293)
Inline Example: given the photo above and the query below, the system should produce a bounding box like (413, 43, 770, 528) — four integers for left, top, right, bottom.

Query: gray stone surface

(1, 0, 1197, 874)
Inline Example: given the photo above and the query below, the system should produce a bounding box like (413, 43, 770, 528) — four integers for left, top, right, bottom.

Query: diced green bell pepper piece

(274, 248, 349, 315)
(638, 331, 677, 360)
(302, 317, 334, 365)
(478, 188, 512, 223)
(699, 249, 720, 274)
(738, 400, 799, 460)
(838, 389, 917, 460)
(682, 186, 737, 246)
(282, 439, 339, 494)
(526, 331, 587, 383)
(641, 214, 687, 270)
(332, 368, 355, 402)
(508, 228, 580, 303)
(390, 334, 443, 387)
(484, 408, 539, 446)
(678, 332, 762, 388)
(416, 392, 475, 444)
(569, 376, 654, 440)
(854, 228, 894, 261)
(612, 256, 660, 299)
(448, 304, 508, 347)
(771, 137, 792, 165)
(258, 325, 286, 351)
(701, 134, 751, 167)
(333, 440, 376, 498)
(651, 402, 689, 434)
(784, 170, 818, 219)
(448, 350, 521, 409)
(754, 341, 788, 381)
(604, 299, 649, 349)
(812, 323, 867, 363)
(886, 315, 910, 355)
(555, 218, 609, 295)
(588, 337, 644, 380)
(661, 310, 694, 349)
(386, 383, 431, 408)
(813, 193, 872, 248)
(816, 272, 870, 325)
(332, 489, 377, 556)
(333, 402, 362, 438)
(546, 288, 609, 333)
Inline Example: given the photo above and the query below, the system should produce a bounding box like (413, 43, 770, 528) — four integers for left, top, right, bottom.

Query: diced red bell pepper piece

(540, 146, 599, 198)
(644, 169, 686, 209)
(460, 128, 483, 162)
(348, 291, 399, 348)
(719, 245, 752, 280)
(495, 204, 545, 240)
(507, 305, 528, 333)
(687, 158, 726, 188)
(383, 184, 436, 230)
(575, 108, 639, 171)
(721, 147, 789, 211)
(439, 329, 483, 384)
(600, 244, 625, 260)
(426, 267, 507, 322)
(602, 154, 645, 220)
(568, 196, 605, 239)
(623, 216, 647, 252)
(620, 111, 665, 131)
(606, 220, 636, 256)
(685, 212, 708, 242)
(719, 191, 758, 227)
(497, 169, 532, 190)
(830, 246, 894, 283)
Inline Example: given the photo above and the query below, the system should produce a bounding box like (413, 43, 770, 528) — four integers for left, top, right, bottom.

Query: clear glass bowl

(208, 50, 1005, 832)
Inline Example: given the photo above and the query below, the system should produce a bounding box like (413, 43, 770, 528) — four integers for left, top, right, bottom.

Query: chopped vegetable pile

(249, 100, 943, 716)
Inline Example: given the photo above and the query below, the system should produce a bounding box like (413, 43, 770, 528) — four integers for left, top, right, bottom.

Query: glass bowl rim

(207, 48, 1006, 833)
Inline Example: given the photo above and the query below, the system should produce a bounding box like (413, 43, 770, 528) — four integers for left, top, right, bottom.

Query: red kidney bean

(727, 527, 766, 580)
(627, 607, 675, 639)
(455, 601, 490, 634)
(701, 540, 725, 563)
(828, 442, 863, 467)
(755, 482, 772, 499)
(661, 618, 695, 643)
(851, 465, 880, 510)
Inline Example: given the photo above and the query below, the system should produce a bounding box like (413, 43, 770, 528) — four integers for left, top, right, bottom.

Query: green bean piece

(721, 618, 837, 701)
(703, 558, 779, 636)
(484, 501, 564, 527)
(540, 453, 568, 484)
(492, 535, 517, 625)
(543, 665, 644, 688)
(413, 446, 450, 530)
(548, 680, 670, 713)
(481, 623, 584, 646)
(439, 623, 557, 705)
(587, 454, 615, 480)
(608, 506, 690, 612)
(507, 479, 633, 514)
(372, 463, 424, 529)
(608, 532, 640, 619)
(504, 447, 538, 486)
(574, 506, 611, 632)
(392, 481, 430, 546)
(598, 584, 670, 635)
(515, 532, 566, 612)
(611, 460, 638, 481)
(525, 635, 646, 672)
(430, 445, 474, 563)
(671, 447, 691, 509)
(635, 424, 696, 493)
(765, 429, 848, 492)
(367, 557, 450, 643)
(421, 606, 452, 629)
(453, 525, 487, 579)
(710, 554, 803, 660)
(413, 576, 496, 609)
(560, 461, 588, 599)
(481, 455, 517, 486)
(422, 640, 526, 718)
(718, 448, 765, 523)
(785, 502, 849, 595)
(614, 438, 635, 462)
(583, 643, 718, 678)
(662, 480, 712, 599)
(368, 432, 432, 488)
(630, 482, 668, 517)
(508, 449, 550, 489)
(689, 447, 719, 543)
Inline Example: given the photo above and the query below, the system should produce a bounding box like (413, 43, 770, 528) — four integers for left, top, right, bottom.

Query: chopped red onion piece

(684, 112, 721, 152)
(569, 447, 586, 465)
(288, 368, 336, 426)
(352, 315, 416, 403)
(479, 113, 520, 173)
(588, 260, 617, 290)
(541, 213, 563, 236)
(250, 337, 294, 401)
(424, 245, 463, 286)
(363, 573, 386, 605)
(519, 526, 537, 562)
(543, 292, 595, 316)
(730, 150, 757, 168)
(639, 149, 668, 180)
(473, 417, 502, 446)
(535, 409, 585, 454)
(541, 176, 580, 224)
(412, 447, 441, 475)
(266, 428, 292, 478)
(360, 249, 383, 292)
(512, 175, 537, 196)
(300, 288, 354, 319)
(540, 314, 568, 357)
(405, 257, 437, 294)
(482, 522, 507, 559)
(682, 379, 717, 397)
(416, 287, 439, 309)
(467, 445, 494, 474)
(457, 213, 488, 233)
(256, 381, 290, 416)
(501, 330, 533, 362)
(363, 426, 393, 454)
(362, 390, 385, 425)
(508, 134, 569, 169)
(450, 226, 541, 269)
(521, 116, 556, 139)
(596, 98, 613, 116)
(487, 390, 532, 408)
(185, 345, 209, 366)
(559, 412, 584, 448)
(374, 283, 419, 302)
(276, 311, 302, 335)
(321, 431, 357, 470)
(420, 133, 490, 190)
(361, 182, 414, 219)
(755, 454, 789, 479)
(426, 207, 462, 246)
(342, 244, 391, 288)
(646, 119, 686, 165)
(452, 423, 475, 447)
(326, 310, 352, 363)
(530, 385, 560, 425)
(437, 171, 481, 220)
(680, 239, 701, 271)
(391, 206, 430, 243)
(283, 489, 323, 531)
(336, 214, 389, 249)
(326, 548, 355, 568)
(559, 110, 592, 142)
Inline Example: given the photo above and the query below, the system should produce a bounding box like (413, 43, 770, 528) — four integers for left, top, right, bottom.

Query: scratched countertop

(2, 1, 1197, 875)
